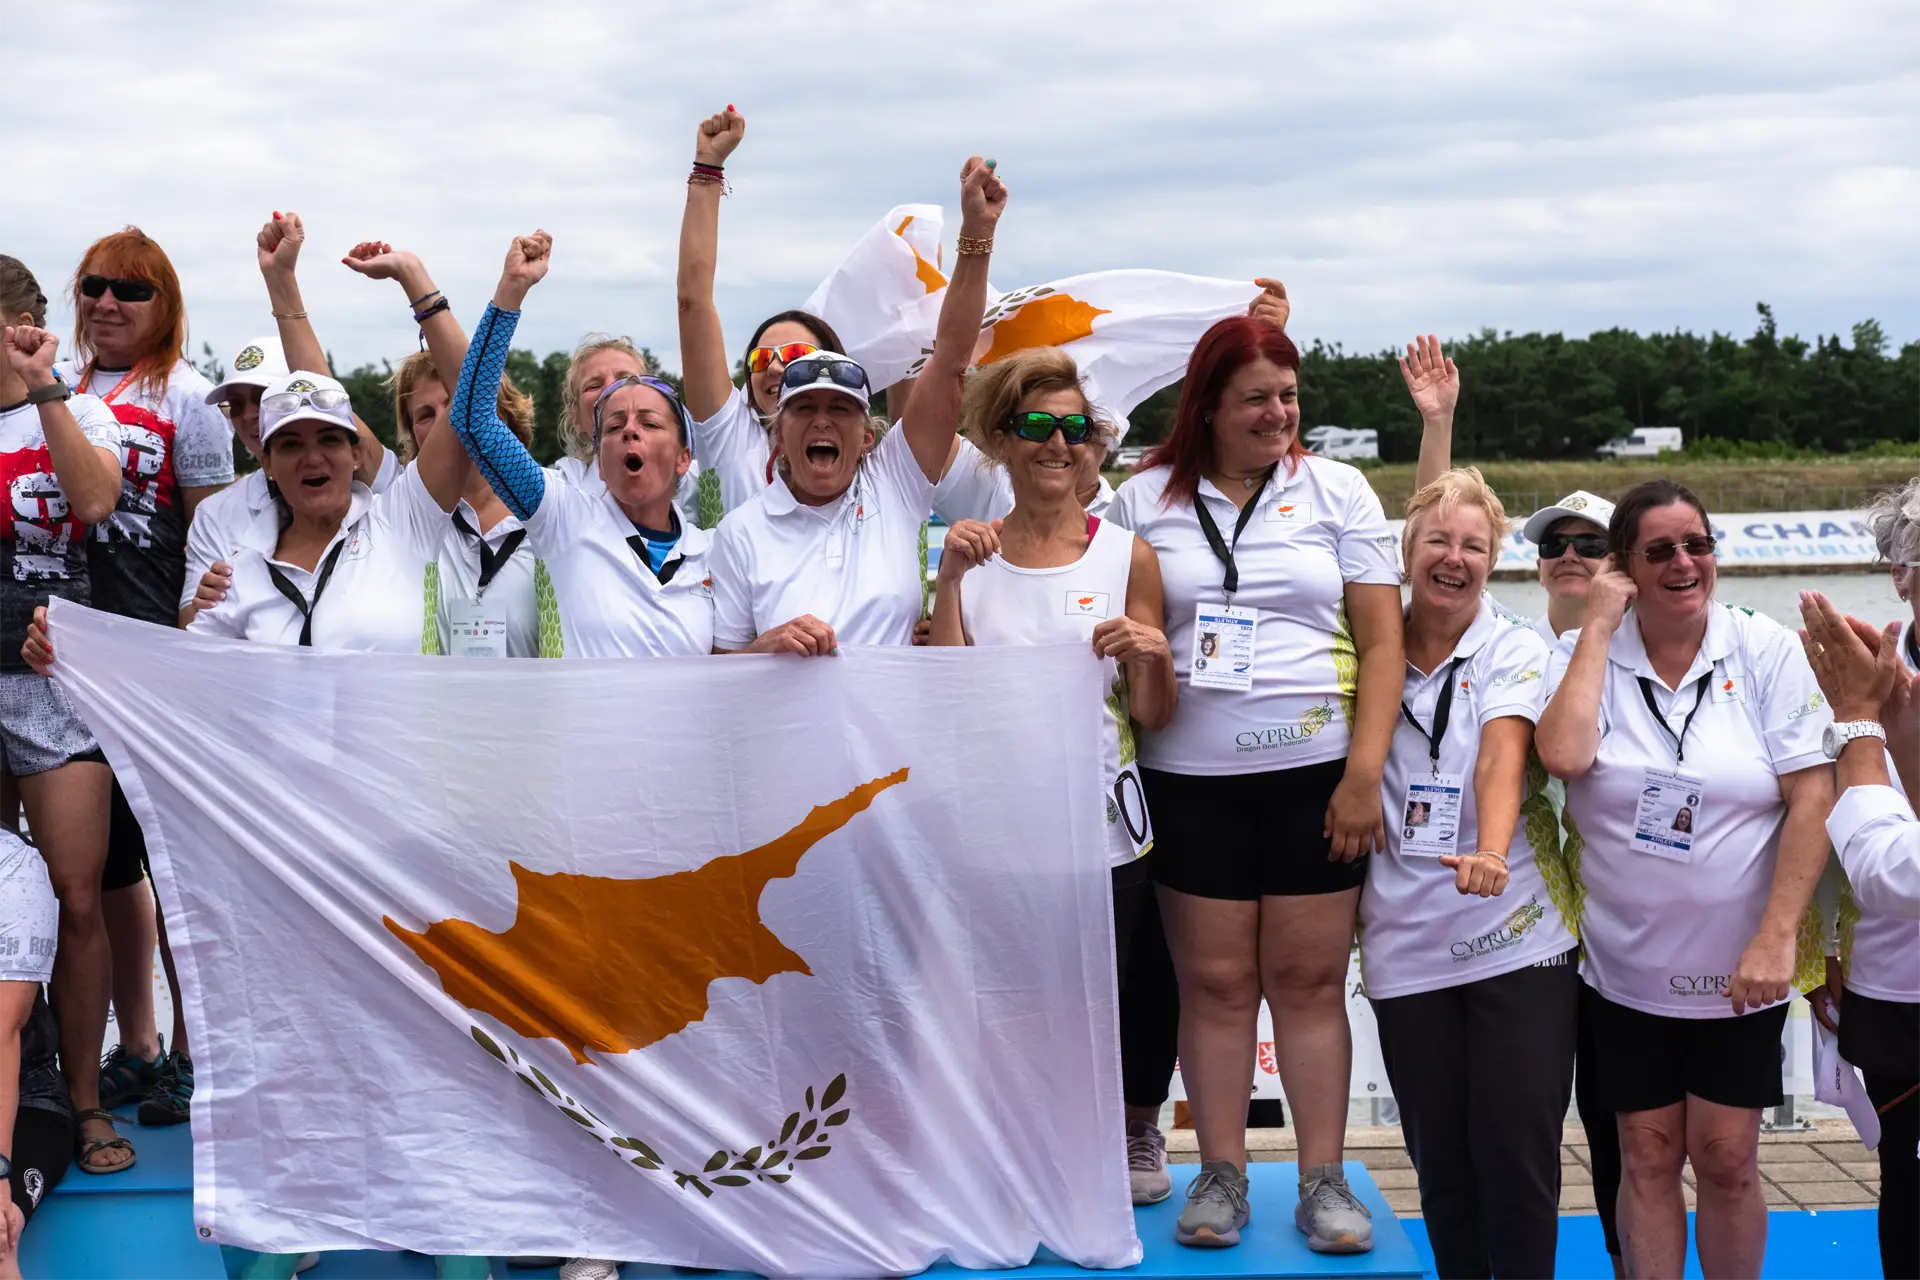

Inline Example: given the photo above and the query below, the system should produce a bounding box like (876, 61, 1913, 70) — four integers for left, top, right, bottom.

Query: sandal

(74, 1108, 136, 1175)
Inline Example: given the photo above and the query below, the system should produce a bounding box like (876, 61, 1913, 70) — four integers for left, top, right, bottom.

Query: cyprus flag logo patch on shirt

(1266, 500, 1314, 525)
(1065, 591, 1111, 619)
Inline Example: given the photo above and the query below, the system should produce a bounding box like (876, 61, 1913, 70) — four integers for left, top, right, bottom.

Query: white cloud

(10, 0, 1915, 378)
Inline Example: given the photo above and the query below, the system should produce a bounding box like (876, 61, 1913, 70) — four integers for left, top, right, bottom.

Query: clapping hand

(257, 211, 305, 276)
(695, 106, 745, 166)
(959, 157, 1008, 236)
(1399, 334, 1459, 423)
(1798, 590, 1902, 722)
(2, 325, 59, 389)
(1248, 278, 1290, 331)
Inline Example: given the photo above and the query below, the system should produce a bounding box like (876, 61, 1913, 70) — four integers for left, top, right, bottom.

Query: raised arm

(677, 107, 746, 422)
(3, 326, 119, 523)
(901, 156, 1008, 483)
(1401, 334, 1459, 490)
(256, 212, 387, 484)
(340, 240, 470, 399)
(1536, 568, 1636, 778)
(449, 233, 552, 521)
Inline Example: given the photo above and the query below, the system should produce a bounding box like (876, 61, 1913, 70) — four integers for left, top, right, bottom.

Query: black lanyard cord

(450, 511, 527, 595)
(1905, 624, 1919, 674)
(1193, 465, 1276, 597)
(1638, 673, 1711, 765)
(1401, 656, 1468, 775)
(265, 540, 348, 648)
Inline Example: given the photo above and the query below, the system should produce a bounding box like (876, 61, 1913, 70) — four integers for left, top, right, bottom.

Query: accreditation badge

(1190, 602, 1256, 692)
(1398, 772, 1464, 857)
(1631, 767, 1705, 862)
(448, 598, 509, 660)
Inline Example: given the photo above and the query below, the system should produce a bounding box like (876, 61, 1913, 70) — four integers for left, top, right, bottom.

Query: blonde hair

(960, 347, 1117, 466)
(562, 334, 653, 460)
(388, 351, 534, 463)
(1402, 466, 1510, 565)
(1865, 477, 1920, 568)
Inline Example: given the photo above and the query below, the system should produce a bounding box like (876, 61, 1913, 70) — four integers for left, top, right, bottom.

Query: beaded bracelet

(413, 296, 451, 324)
(955, 235, 993, 256)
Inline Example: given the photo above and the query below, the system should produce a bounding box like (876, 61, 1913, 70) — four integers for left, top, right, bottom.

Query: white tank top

(959, 517, 1151, 867)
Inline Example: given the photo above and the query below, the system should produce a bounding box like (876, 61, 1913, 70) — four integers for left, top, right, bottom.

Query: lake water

(1480, 570, 1911, 629)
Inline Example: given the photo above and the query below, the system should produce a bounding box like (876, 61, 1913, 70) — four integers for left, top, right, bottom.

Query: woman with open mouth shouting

(449, 232, 716, 658)
(707, 155, 1007, 657)
(1535, 479, 1834, 1280)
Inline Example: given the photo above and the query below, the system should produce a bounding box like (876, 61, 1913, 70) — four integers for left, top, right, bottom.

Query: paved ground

(1165, 1119, 1880, 1216)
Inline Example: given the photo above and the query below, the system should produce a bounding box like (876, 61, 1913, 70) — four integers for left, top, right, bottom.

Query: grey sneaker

(1127, 1120, 1171, 1205)
(1295, 1161, 1373, 1253)
(1174, 1159, 1250, 1248)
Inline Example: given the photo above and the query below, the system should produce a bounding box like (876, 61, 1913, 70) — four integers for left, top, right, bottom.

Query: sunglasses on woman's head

(1004, 411, 1094, 445)
(1629, 534, 1717, 564)
(593, 374, 693, 447)
(746, 342, 818, 373)
(79, 275, 157, 303)
(1538, 532, 1609, 561)
(780, 356, 870, 394)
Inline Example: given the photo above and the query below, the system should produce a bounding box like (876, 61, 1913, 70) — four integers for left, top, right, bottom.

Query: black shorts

(99, 775, 149, 893)
(1582, 982, 1789, 1113)
(12, 1105, 72, 1224)
(1142, 758, 1364, 900)
(1839, 989, 1918, 1081)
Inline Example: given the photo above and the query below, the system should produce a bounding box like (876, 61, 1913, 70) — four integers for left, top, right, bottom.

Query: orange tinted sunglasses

(746, 342, 818, 373)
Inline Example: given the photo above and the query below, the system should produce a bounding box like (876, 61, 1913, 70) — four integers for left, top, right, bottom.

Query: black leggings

(1117, 857, 1179, 1111)
(1573, 981, 1624, 1258)
(11, 1105, 72, 1224)
(1864, 1070, 1918, 1280)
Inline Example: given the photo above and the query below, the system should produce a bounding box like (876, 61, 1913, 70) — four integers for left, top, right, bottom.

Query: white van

(1305, 426, 1379, 461)
(1595, 426, 1684, 459)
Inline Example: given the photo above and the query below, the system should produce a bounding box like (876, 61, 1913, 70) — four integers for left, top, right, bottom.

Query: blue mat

(28, 1125, 1425, 1280)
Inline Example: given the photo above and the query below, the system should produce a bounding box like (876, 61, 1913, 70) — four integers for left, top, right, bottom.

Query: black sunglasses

(1004, 411, 1094, 445)
(780, 356, 870, 395)
(1538, 532, 1608, 561)
(1628, 534, 1717, 564)
(79, 275, 157, 303)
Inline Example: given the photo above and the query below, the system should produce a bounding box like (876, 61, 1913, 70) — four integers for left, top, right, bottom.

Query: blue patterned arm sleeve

(451, 302, 545, 520)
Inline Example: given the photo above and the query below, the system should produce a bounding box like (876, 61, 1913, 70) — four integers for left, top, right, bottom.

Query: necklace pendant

(1242, 475, 1256, 489)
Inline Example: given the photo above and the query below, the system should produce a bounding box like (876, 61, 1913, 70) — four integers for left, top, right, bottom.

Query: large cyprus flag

(50, 602, 1138, 1276)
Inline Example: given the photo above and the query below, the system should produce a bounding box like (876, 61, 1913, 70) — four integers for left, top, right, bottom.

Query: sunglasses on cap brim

(79, 275, 157, 303)
(592, 375, 694, 449)
(1004, 411, 1094, 445)
(746, 342, 819, 373)
(780, 357, 870, 396)
(262, 387, 351, 416)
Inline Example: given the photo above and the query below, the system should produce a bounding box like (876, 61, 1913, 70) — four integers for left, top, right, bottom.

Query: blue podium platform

(25, 1118, 1422, 1280)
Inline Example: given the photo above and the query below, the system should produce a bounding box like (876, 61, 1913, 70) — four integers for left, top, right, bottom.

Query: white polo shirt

(187, 464, 444, 653)
(931, 437, 1015, 525)
(1106, 457, 1399, 775)
(522, 479, 713, 658)
(691, 387, 771, 517)
(709, 423, 934, 650)
(1360, 599, 1576, 999)
(434, 499, 542, 659)
(182, 452, 401, 612)
(1840, 620, 1919, 1001)
(1548, 603, 1830, 1017)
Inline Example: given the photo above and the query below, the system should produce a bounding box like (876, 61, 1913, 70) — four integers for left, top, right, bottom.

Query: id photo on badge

(1195, 630, 1220, 667)
(1404, 799, 1431, 829)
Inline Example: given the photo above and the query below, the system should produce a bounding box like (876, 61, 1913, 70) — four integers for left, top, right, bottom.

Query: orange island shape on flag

(386, 769, 909, 1066)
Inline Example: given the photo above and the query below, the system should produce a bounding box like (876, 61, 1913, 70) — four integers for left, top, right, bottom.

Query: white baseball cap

(775, 351, 871, 411)
(204, 335, 289, 404)
(1522, 490, 1616, 544)
(259, 371, 359, 446)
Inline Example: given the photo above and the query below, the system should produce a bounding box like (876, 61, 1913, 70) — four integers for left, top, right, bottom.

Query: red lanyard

(90, 369, 140, 406)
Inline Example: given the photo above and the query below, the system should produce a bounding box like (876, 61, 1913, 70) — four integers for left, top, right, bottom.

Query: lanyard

(625, 535, 684, 584)
(1193, 465, 1275, 597)
(450, 511, 526, 596)
(1905, 625, 1919, 673)
(1401, 656, 1468, 776)
(265, 540, 348, 647)
(1638, 672, 1711, 765)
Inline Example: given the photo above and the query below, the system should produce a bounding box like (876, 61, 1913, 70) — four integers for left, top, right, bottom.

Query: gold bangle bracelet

(272, 310, 308, 320)
(955, 234, 993, 256)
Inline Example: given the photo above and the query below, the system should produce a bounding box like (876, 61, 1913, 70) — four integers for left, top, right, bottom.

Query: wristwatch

(26, 378, 70, 405)
(1823, 720, 1887, 759)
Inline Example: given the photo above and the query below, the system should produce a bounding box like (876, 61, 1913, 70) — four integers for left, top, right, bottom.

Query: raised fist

(695, 107, 746, 166)
(959, 157, 1008, 235)
(258, 211, 305, 276)
(2, 325, 59, 387)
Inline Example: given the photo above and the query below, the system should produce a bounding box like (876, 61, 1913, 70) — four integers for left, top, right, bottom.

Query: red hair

(1143, 316, 1304, 506)
(71, 227, 187, 398)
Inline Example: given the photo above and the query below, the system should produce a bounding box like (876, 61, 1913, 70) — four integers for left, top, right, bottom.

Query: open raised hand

(695, 106, 745, 166)
(1399, 334, 1459, 422)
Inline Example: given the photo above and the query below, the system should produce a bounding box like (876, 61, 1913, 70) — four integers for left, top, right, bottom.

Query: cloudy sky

(12, 1, 1916, 375)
